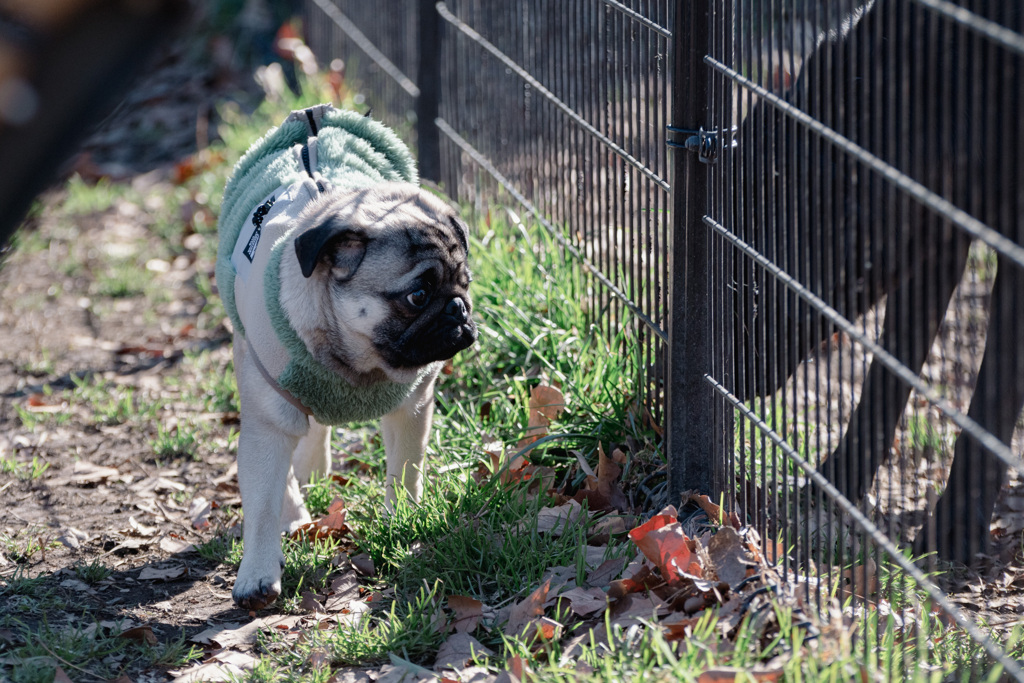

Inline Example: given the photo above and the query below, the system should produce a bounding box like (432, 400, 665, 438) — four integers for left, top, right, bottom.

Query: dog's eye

(406, 289, 429, 308)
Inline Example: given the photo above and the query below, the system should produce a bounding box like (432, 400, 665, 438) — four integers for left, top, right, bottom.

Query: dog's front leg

(381, 367, 440, 511)
(232, 337, 309, 610)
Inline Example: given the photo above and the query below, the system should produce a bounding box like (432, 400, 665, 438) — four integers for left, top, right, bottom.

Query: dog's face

(280, 183, 477, 385)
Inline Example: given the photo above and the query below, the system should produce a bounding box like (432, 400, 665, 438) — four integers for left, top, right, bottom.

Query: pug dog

(219, 107, 476, 610)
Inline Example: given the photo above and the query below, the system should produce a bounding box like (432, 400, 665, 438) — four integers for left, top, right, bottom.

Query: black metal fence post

(415, 0, 441, 182)
(667, 0, 714, 500)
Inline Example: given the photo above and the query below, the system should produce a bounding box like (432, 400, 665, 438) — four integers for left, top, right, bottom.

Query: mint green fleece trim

(216, 107, 418, 337)
(262, 230, 425, 425)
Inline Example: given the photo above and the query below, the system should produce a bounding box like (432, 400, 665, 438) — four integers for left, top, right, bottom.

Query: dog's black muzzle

(385, 295, 478, 368)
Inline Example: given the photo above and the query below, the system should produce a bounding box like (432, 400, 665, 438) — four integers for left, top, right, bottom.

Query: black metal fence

(701, 0, 1024, 676)
(301, 0, 1024, 676)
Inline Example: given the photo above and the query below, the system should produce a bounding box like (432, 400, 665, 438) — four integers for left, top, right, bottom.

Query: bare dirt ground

(0, 15, 279, 680)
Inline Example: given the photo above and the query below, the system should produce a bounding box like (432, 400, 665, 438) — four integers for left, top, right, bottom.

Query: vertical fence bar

(668, 0, 714, 499)
(416, 0, 441, 182)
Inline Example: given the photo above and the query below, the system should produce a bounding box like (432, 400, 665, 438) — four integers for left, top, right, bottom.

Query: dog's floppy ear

(294, 219, 367, 280)
(449, 215, 469, 255)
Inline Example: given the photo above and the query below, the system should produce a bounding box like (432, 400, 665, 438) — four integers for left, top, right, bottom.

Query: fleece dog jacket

(216, 104, 432, 425)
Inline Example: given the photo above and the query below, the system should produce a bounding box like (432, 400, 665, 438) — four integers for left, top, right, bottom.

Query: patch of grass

(196, 533, 244, 566)
(17, 350, 54, 377)
(0, 454, 51, 481)
(279, 536, 345, 609)
(94, 259, 151, 298)
(73, 561, 111, 584)
(151, 421, 201, 460)
(314, 581, 447, 667)
(905, 413, 947, 456)
(357, 476, 614, 601)
(0, 618, 201, 683)
(70, 374, 158, 426)
(0, 568, 49, 597)
(181, 349, 238, 413)
(14, 403, 71, 431)
(62, 174, 138, 215)
(304, 471, 345, 518)
(0, 532, 57, 565)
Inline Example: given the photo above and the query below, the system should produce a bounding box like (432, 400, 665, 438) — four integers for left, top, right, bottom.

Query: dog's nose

(444, 297, 469, 323)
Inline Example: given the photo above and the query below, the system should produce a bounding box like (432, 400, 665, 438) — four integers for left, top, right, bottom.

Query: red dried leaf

(291, 497, 350, 541)
(664, 614, 701, 641)
(629, 507, 696, 585)
(448, 594, 484, 634)
(504, 580, 551, 636)
(507, 655, 532, 681)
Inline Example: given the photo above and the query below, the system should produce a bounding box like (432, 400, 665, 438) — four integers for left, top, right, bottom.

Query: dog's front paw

(233, 552, 285, 610)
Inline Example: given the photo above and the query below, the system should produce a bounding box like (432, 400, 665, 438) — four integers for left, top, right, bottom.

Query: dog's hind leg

(381, 367, 440, 511)
(280, 419, 331, 534)
(922, 255, 1024, 563)
(292, 418, 332, 485)
(820, 236, 969, 506)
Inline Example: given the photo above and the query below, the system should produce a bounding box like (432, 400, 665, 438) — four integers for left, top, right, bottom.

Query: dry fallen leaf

(573, 443, 629, 512)
(556, 586, 608, 616)
(706, 527, 755, 589)
(434, 632, 494, 671)
(159, 534, 195, 555)
(189, 497, 213, 530)
(663, 613, 701, 641)
(138, 564, 186, 582)
(628, 508, 700, 585)
(300, 590, 325, 612)
(586, 556, 628, 588)
(52, 460, 119, 486)
(350, 553, 375, 577)
(53, 667, 74, 683)
(448, 594, 484, 634)
(516, 384, 566, 450)
(292, 498, 350, 541)
(324, 571, 361, 612)
(504, 579, 551, 636)
(189, 620, 264, 649)
(118, 625, 158, 646)
(839, 558, 879, 600)
(532, 499, 586, 537)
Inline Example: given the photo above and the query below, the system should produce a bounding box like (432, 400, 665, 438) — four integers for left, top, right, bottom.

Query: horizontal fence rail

(301, 0, 1024, 677)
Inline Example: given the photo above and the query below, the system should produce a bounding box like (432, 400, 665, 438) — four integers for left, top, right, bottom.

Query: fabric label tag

(242, 223, 262, 262)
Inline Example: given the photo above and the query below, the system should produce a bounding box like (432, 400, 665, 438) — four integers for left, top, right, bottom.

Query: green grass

(73, 560, 112, 584)
(195, 533, 244, 566)
(94, 259, 152, 298)
(181, 348, 239, 413)
(70, 374, 159, 426)
(62, 175, 139, 215)
(0, 618, 201, 683)
(303, 471, 344, 518)
(150, 421, 202, 460)
(0, 455, 50, 481)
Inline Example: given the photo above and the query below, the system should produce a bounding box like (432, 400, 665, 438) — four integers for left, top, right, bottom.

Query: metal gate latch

(667, 125, 734, 164)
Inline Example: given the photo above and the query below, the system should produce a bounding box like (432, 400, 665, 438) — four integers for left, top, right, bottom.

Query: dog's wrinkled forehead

(300, 183, 469, 265)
